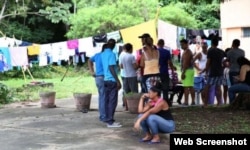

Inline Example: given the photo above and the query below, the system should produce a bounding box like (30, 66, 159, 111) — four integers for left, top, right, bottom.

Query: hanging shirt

(0, 47, 12, 72)
(0, 37, 9, 47)
(67, 39, 79, 49)
(27, 44, 40, 55)
(78, 37, 95, 53)
(52, 42, 71, 62)
(9, 47, 28, 67)
(107, 31, 122, 43)
(39, 44, 53, 66)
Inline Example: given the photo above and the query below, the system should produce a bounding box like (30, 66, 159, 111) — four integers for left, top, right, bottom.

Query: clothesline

(0, 19, 221, 73)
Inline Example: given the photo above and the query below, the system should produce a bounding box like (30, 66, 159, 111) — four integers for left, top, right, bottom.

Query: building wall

(221, 0, 250, 59)
(222, 28, 250, 59)
(221, 0, 250, 28)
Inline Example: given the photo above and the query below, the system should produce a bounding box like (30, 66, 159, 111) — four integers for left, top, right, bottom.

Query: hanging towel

(78, 37, 95, 53)
(107, 31, 122, 43)
(0, 37, 10, 47)
(120, 20, 157, 51)
(67, 39, 79, 49)
(86, 42, 104, 58)
(27, 44, 40, 55)
(0, 47, 12, 72)
(39, 44, 53, 66)
(9, 47, 28, 67)
(52, 42, 71, 62)
(158, 20, 178, 50)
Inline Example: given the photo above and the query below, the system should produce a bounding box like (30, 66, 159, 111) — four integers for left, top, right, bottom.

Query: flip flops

(139, 138, 152, 142)
(148, 141, 161, 144)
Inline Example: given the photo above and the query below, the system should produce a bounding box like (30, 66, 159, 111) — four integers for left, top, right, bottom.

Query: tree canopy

(0, 0, 221, 43)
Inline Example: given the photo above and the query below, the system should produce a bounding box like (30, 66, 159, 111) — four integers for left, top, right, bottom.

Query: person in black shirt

(133, 85, 175, 144)
(228, 56, 250, 103)
(201, 38, 226, 107)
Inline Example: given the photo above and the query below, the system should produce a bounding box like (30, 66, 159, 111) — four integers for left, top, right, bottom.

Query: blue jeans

(95, 76, 106, 121)
(139, 114, 175, 135)
(103, 81, 118, 124)
(228, 83, 250, 104)
(229, 71, 239, 86)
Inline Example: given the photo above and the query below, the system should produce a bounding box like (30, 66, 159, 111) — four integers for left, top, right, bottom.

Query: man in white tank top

(193, 41, 208, 77)
(193, 41, 208, 104)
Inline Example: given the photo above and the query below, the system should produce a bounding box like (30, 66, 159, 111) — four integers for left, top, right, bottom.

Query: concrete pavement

(0, 95, 169, 150)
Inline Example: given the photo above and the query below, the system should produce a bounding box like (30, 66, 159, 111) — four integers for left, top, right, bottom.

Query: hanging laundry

(120, 20, 157, 51)
(9, 47, 28, 67)
(93, 34, 107, 43)
(52, 42, 71, 63)
(19, 41, 32, 47)
(113, 43, 124, 61)
(27, 44, 40, 55)
(73, 52, 86, 65)
(78, 37, 95, 53)
(0, 37, 10, 47)
(0, 37, 22, 47)
(39, 44, 53, 66)
(86, 42, 104, 58)
(107, 31, 122, 43)
(158, 20, 178, 50)
(0, 47, 12, 72)
(67, 39, 79, 49)
(177, 27, 187, 49)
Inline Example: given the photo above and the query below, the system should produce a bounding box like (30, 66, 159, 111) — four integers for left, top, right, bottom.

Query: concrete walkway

(0, 95, 169, 150)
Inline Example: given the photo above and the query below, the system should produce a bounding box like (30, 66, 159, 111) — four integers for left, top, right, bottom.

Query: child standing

(222, 58, 231, 104)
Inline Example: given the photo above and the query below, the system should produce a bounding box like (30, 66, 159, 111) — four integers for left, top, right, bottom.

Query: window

(242, 27, 250, 38)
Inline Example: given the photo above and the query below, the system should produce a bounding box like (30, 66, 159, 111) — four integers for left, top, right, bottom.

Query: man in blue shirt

(101, 39, 122, 128)
(88, 44, 107, 122)
(157, 39, 174, 106)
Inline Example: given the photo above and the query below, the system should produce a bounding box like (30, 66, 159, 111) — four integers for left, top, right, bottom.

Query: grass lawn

(1, 76, 97, 102)
(173, 106, 250, 133)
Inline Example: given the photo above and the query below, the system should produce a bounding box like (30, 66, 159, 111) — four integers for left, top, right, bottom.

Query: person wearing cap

(137, 33, 151, 93)
(101, 39, 122, 128)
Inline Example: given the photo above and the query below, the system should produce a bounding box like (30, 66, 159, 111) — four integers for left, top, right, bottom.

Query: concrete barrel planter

(39, 91, 56, 108)
(125, 93, 142, 114)
(73, 93, 92, 112)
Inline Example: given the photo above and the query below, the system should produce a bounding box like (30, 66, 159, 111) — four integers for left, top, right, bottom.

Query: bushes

(0, 64, 91, 80)
(0, 83, 13, 104)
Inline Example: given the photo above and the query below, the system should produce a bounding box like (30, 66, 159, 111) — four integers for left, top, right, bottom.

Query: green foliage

(0, 83, 13, 104)
(159, 4, 198, 29)
(67, 0, 159, 38)
(0, 64, 91, 80)
(39, 1, 72, 24)
(177, 1, 220, 29)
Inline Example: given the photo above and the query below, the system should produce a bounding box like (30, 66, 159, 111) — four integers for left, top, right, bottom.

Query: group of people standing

(88, 33, 250, 143)
(184, 38, 250, 107)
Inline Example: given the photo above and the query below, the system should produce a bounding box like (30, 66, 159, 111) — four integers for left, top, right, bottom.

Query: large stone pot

(125, 93, 142, 114)
(73, 93, 92, 112)
(39, 91, 56, 108)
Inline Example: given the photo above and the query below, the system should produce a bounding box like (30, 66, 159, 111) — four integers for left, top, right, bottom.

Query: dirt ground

(172, 106, 250, 134)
